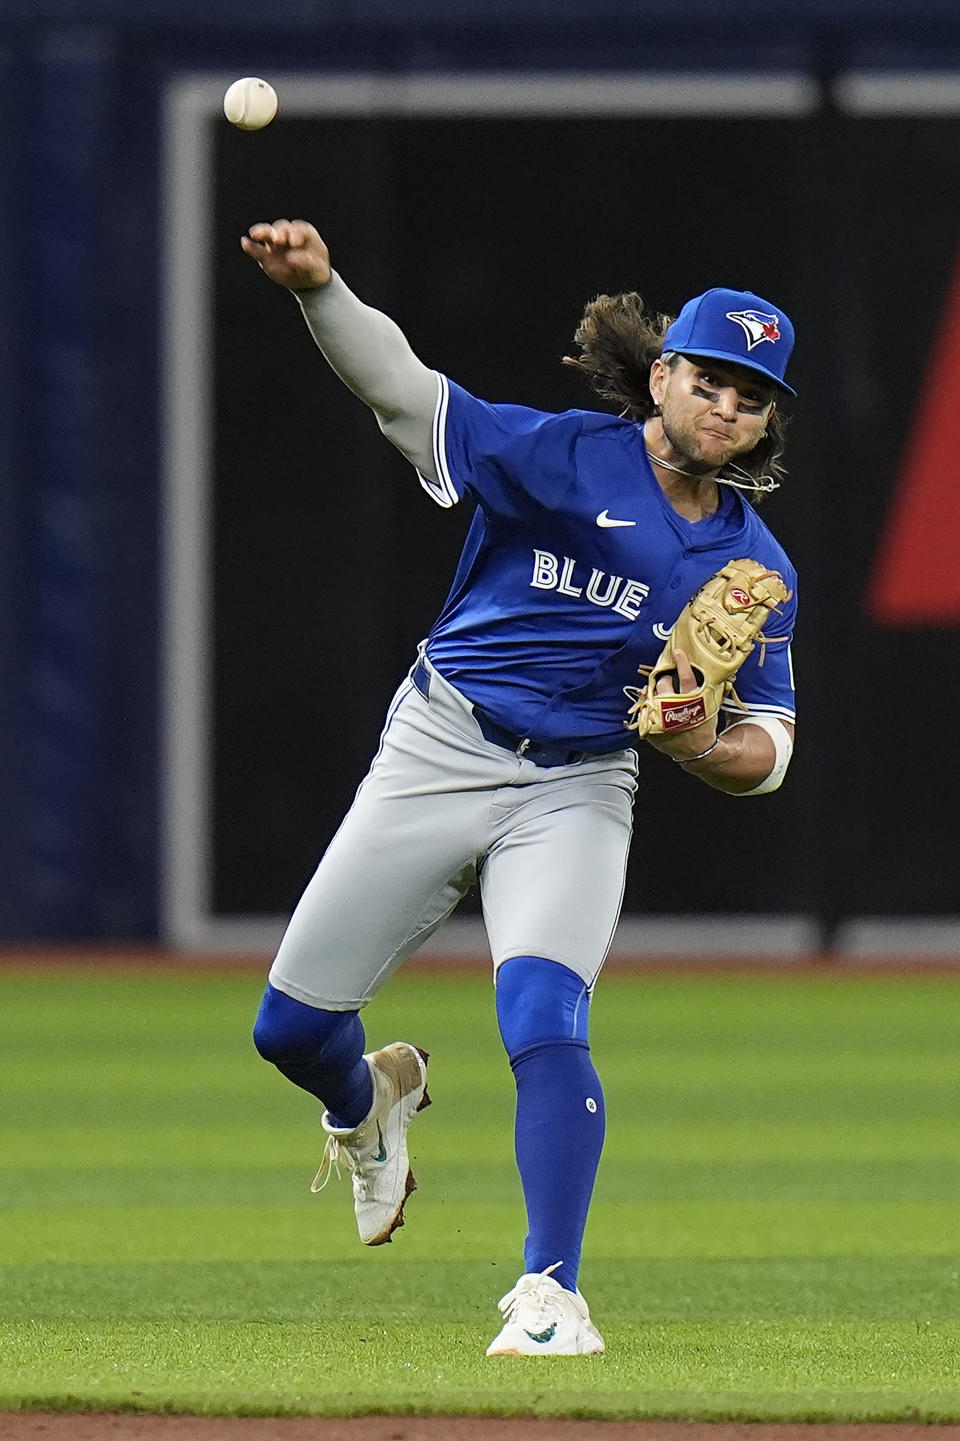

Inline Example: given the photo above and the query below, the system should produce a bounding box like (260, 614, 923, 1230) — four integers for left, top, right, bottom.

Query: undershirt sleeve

(296, 273, 441, 480)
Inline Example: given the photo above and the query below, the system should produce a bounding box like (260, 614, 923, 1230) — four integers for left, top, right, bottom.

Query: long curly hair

(562, 292, 789, 499)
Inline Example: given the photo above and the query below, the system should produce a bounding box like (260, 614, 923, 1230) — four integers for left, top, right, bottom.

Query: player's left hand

(642, 648, 719, 762)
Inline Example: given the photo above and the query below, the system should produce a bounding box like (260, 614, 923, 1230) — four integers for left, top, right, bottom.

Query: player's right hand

(240, 219, 332, 291)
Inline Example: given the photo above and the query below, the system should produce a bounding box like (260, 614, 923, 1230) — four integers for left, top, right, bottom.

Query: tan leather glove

(626, 559, 792, 737)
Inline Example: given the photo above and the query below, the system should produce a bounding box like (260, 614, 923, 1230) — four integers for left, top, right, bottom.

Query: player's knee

(252, 983, 354, 1066)
(495, 955, 591, 1063)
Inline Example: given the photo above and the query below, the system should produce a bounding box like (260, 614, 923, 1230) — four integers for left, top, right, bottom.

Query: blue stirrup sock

(252, 982, 373, 1129)
(496, 955, 606, 1293)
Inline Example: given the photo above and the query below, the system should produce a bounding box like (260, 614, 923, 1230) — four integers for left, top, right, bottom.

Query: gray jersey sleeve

(296, 273, 440, 481)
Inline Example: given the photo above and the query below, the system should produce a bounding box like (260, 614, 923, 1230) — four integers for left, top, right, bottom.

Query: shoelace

(496, 1261, 565, 1323)
(311, 1135, 371, 1197)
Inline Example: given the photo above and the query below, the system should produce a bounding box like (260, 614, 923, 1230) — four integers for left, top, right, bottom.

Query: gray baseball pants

(269, 654, 638, 1010)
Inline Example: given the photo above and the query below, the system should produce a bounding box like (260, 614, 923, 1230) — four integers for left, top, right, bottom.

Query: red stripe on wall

(867, 242, 960, 626)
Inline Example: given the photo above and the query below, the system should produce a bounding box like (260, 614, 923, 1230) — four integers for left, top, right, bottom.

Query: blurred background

(2, 0, 959, 961)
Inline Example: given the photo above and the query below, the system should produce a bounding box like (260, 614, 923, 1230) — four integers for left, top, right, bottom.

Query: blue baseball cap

(662, 287, 796, 397)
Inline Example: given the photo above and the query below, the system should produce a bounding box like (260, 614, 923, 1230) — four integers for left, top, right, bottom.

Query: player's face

(653, 356, 776, 474)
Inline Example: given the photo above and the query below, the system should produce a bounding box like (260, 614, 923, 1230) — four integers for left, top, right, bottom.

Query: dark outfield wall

(210, 110, 959, 928)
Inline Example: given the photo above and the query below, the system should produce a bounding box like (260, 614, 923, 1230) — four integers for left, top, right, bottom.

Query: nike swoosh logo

(373, 1124, 387, 1163)
(524, 1323, 557, 1344)
(596, 510, 636, 528)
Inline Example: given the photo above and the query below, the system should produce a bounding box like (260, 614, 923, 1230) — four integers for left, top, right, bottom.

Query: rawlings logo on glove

(625, 558, 791, 738)
(657, 696, 710, 732)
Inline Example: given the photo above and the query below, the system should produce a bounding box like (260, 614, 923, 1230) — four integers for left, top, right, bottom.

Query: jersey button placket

(669, 551, 691, 590)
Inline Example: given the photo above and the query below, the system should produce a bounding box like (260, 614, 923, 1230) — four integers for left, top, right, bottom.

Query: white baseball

(223, 77, 279, 131)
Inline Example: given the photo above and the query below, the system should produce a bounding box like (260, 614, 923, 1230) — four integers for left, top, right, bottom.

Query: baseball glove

(625, 558, 791, 737)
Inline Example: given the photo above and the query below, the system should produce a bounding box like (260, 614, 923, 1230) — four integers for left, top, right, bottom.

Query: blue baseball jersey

(416, 376, 797, 754)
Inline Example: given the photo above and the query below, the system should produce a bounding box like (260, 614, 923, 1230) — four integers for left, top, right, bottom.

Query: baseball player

(243, 219, 798, 1356)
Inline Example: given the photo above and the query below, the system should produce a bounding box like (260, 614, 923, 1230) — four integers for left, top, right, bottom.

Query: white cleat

(311, 1042, 430, 1246)
(485, 1262, 605, 1356)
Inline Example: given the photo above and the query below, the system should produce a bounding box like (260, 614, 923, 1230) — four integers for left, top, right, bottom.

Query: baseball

(223, 77, 278, 131)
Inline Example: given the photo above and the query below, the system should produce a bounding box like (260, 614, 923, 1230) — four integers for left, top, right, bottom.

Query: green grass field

(2, 962, 959, 1420)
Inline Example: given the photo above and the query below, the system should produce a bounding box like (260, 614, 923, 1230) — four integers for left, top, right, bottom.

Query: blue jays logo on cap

(663, 287, 796, 396)
(726, 310, 781, 350)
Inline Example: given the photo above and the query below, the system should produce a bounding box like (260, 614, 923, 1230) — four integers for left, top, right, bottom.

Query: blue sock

(511, 1042, 606, 1289)
(496, 956, 606, 1293)
(252, 983, 373, 1128)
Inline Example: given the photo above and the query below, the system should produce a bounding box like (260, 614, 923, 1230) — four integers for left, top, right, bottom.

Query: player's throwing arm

(241, 220, 439, 478)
